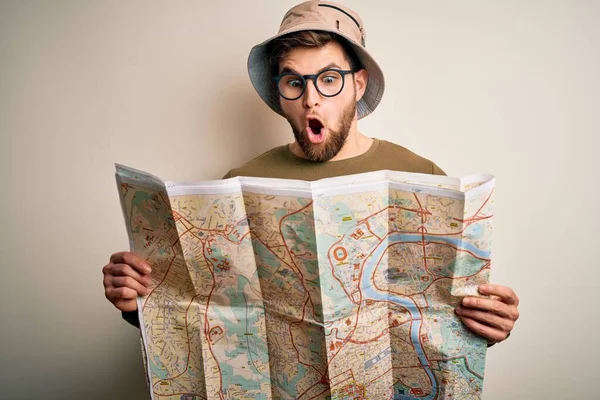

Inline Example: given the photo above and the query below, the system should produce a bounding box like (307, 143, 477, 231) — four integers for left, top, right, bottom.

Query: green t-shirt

(223, 138, 445, 180)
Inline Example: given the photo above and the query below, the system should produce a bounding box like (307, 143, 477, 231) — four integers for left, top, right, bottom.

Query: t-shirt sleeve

(432, 162, 447, 176)
(122, 310, 140, 328)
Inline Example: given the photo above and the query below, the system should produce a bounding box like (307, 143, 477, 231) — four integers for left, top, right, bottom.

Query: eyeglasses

(274, 69, 355, 100)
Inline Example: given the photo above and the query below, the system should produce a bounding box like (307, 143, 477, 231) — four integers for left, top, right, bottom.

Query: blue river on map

(360, 233, 490, 399)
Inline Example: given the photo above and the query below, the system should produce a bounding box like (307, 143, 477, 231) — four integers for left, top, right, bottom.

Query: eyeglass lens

(278, 70, 345, 99)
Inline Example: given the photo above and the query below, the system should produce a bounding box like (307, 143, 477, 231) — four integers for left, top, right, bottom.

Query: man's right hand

(103, 251, 152, 312)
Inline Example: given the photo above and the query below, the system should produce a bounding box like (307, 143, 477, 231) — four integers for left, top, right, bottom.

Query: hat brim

(247, 23, 385, 120)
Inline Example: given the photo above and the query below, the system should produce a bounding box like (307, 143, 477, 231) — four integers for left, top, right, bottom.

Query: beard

(285, 96, 357, 162)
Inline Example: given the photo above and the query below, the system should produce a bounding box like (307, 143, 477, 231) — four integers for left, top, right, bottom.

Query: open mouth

(306, 117, 326, 144)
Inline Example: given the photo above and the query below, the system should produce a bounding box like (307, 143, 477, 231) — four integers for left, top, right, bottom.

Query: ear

(353, 68, 369, 102)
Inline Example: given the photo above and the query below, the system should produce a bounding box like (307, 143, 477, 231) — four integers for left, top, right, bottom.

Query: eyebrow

(280, 62, 344, 75)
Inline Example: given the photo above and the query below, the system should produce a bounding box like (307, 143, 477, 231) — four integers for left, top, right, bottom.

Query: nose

(302, 79, 321, 109)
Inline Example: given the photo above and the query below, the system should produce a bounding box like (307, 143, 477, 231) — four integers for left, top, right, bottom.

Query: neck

(289, 119, 373, 161)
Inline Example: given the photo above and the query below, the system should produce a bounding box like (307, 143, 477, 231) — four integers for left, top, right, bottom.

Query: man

(103, 1, 518, 348)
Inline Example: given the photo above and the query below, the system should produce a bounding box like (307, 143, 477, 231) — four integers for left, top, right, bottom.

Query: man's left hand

(455, 284, 520, 344)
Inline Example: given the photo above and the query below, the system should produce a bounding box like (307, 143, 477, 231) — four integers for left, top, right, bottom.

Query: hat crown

(279, 1, 366, 47)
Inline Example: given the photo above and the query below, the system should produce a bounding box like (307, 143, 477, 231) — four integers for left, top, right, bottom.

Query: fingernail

(480, 284, 490, 292)
(462, 297, 472, 306)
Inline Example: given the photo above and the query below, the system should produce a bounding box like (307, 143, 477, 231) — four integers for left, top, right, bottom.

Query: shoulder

(375, 139, 446, 176)
(222, 145, 289, 179)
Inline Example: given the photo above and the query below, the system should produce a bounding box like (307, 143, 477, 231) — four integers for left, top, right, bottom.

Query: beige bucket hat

(247, 0, 385, 120)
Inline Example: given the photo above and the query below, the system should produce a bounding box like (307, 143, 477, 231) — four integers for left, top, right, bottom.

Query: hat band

(317, 4, 365, 46)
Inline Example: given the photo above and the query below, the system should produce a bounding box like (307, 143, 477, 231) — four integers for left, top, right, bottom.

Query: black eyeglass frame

(273, 68, 355, 100)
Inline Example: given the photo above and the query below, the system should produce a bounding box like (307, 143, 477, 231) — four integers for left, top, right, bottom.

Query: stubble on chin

(286, 99, 357, 162)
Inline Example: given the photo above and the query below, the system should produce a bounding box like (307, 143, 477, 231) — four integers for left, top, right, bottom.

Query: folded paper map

(115, 164, 495, 400)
